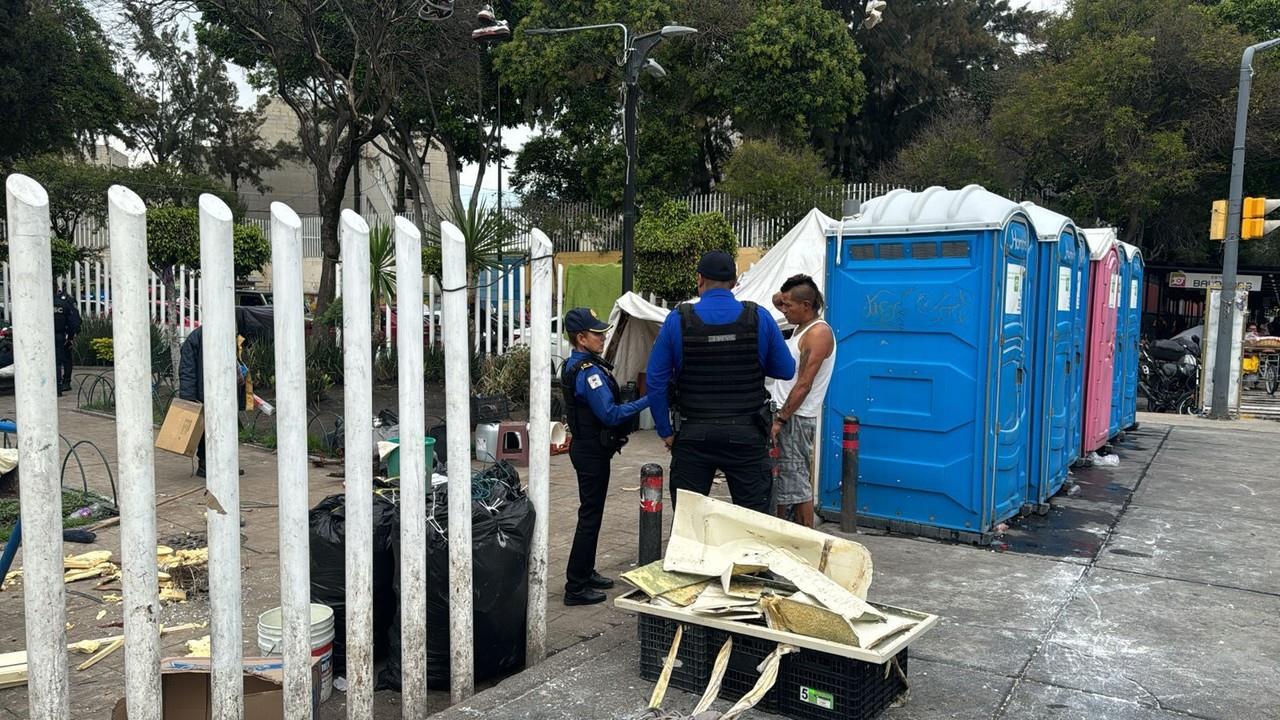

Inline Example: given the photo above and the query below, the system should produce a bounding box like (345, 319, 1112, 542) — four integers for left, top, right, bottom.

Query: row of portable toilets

(817, 185, 1144, 541)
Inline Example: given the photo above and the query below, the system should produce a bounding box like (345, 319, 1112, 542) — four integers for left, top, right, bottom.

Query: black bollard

(639, 464, 664, 565)
(840, 416, 860, 533)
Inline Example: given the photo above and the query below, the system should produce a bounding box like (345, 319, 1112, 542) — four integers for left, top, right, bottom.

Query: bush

(635, 201, 737, 302)
(241, 336, 274, 389)
(89, 338, 113, 362)
(719, 138, 840, 232)
(475, 345, 531, 406)
(71, 317, 114, 367)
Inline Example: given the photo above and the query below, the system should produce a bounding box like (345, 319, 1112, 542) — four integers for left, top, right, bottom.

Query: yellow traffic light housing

(1242, 196, 1280, 239)
(1210, 200, 1227, 240)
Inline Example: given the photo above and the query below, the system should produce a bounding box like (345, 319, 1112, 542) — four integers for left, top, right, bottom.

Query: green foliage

(0, 0, 130, 164)
(0, 488, 117, 540)
(369, 222, 396, 310)
(635, 201, 737, 301)
(722, 0, 864, 145)
(306, 332, 344, 399)
(821, 0, 1044, 177)
(232, 222, 270, 280)
(1208, 0, 1280, 36)
(146, 207, 202, 271)
(71, 317, 113, 367)
(501, 0, 863, 206)
(89, 338, 114, 362)
(50, 237, 86, 277)
(476, 345, 532, 406)
(719, 139, 840, 230)
(146, 207, 269, 279)
(240, 336, 274, 389)
(876, 105, 1014, 196)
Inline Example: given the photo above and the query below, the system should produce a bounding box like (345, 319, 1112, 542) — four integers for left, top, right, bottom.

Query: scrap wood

(67, 621, 206, 655)
(76, 637, 123, 671)
(185, 635, 211, 657)
(0, 651, 26, 690)
(63, 551, 113, 570)
(648, 624, 683, 710)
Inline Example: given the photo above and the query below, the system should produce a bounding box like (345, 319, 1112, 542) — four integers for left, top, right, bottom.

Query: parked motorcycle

(1139, 336, 1201, 414)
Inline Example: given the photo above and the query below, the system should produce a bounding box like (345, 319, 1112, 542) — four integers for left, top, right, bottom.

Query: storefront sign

(1167, 271, 1262, 292)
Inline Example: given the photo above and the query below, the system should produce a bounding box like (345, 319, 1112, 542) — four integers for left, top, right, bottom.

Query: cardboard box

(111, 656, 321, 720)
(156, 399, 204, 457)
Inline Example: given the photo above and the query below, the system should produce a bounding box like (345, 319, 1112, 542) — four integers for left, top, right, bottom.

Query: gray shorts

(774, 415, 817, 505)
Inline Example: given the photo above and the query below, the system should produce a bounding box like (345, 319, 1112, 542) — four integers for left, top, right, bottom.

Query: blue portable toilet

(1070, 225, 1092, 464)
(1019, 202, 1087, 508)
(1119, 242, 1144, 430)
(818, 185, 1041, 541)
(1108, 233, 1132, 440)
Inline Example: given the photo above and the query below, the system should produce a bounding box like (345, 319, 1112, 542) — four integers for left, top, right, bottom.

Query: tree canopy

(0, 0, 131, 164)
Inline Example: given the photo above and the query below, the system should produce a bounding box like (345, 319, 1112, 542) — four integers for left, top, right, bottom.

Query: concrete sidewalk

(436, 418, 1280, 720)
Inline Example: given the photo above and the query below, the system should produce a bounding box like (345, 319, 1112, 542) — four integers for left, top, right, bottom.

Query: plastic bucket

(386, 436, 436, 478)
(257, 603, 336, 701)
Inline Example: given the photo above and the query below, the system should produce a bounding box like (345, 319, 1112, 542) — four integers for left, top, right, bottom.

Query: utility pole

(1210, 37, 1280, 418)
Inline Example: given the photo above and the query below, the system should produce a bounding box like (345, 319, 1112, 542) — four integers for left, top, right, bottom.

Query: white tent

(603, 207, 836, 385)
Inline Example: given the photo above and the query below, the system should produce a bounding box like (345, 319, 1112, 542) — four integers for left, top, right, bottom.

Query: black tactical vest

(561, 355, 630, 452)
(674, 301, 767, 422)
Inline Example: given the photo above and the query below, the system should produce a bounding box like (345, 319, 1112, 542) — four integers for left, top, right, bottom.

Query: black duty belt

(678, 415, 758, 427)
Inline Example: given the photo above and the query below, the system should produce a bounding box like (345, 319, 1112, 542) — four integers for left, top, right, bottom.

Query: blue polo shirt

(645, 289, 795, 438)
(567, 350, 650, 426)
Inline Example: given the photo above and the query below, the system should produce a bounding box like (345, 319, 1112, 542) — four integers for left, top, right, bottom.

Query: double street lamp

(525, 23, 698, 293)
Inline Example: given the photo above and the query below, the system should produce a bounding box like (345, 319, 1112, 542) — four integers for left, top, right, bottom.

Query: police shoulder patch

(587, 373, 604, 390)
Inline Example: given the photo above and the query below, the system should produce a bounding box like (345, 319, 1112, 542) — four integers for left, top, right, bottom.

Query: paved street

(0, 390, 1277, 719)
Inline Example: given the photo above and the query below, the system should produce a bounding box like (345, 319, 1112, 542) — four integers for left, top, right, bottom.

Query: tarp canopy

(603, 208, 835, 385)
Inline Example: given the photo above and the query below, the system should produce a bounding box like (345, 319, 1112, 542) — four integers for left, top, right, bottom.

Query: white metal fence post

(526, 229, 553, 665)
(6, 174, 69, 720)
(109, 185, 162, 720)
(441, 220, 475, 702)
(393, 216, 429, 717)
(269, 202, 314, 717)
(340, 209, 376, 718)
(198, 193, 244, 720)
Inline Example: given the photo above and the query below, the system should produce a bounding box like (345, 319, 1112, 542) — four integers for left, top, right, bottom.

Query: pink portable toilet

(1080, 228, 1121, 454)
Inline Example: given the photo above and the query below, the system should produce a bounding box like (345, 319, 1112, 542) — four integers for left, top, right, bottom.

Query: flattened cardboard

(156, 399, 204, 457)
(110, 656, 321, 719)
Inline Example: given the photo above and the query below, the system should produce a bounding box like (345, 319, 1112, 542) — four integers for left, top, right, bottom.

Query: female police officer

(560, 307, 650, 606)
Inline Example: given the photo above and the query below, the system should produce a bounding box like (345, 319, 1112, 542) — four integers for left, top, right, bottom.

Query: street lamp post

(526, 23, 697, 292)
(1209, 37, 1280, 419)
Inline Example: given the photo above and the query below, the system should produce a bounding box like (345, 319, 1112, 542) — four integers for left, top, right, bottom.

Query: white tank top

(768, 319, 835, 418)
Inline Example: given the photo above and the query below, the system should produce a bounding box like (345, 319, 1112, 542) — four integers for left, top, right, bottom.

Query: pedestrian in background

(560, 307, 650, 606)
(645, 251, 795, 513)
(178, 315, 254, 478)
(769, 274, 835, 527)
(53, 284, 81, 396)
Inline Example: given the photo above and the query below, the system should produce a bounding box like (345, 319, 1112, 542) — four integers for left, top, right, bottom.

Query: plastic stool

(496, 421, 529, 466)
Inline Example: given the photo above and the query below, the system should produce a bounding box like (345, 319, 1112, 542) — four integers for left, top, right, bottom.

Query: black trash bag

(379, 479, 533, 690)
(308, 490, 400, 673)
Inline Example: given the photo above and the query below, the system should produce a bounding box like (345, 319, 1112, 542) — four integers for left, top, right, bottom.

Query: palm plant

(422, 196, 516, 278)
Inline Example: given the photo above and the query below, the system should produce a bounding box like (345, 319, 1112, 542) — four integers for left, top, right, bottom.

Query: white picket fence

(4, 174, 555, 719)
(0, 257, 568, 359)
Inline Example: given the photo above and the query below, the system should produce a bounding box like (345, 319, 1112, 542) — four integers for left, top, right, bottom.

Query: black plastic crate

(638, 614, 715, 695)
(707, 627, 782, 713)
(775, 646, 908, 720)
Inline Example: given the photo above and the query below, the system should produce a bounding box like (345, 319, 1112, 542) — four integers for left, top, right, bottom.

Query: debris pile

(5, 547, 209, 605)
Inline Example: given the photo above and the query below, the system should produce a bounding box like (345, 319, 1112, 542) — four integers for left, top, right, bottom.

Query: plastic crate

(638, 614, 715, 695)
(707, 627, 782, 713)
(775, 646, 908, 720)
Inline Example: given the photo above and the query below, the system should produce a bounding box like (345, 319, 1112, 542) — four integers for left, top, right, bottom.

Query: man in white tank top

(769, 274, 835, 527)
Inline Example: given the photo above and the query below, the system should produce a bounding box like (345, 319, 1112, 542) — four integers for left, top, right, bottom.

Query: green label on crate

(800, 686, 834, 710)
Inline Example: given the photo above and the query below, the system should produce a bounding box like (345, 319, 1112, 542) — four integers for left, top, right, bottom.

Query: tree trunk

(316, 211, 340, 315)
(163, 268, 182, 380)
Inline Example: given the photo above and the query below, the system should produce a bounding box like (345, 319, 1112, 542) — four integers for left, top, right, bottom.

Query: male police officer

(53, 285, 81, 395)
(645, 251, 795, 513)
(561, 307, 650, 606)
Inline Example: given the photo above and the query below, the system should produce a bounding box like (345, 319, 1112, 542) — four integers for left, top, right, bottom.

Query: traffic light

(1242, 197, 1280, 239)
(1210, 199, 1227, 240)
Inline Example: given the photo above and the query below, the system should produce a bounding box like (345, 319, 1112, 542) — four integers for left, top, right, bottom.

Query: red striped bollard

(639, 464, 664, 565)
(840, 416, 860, 533)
